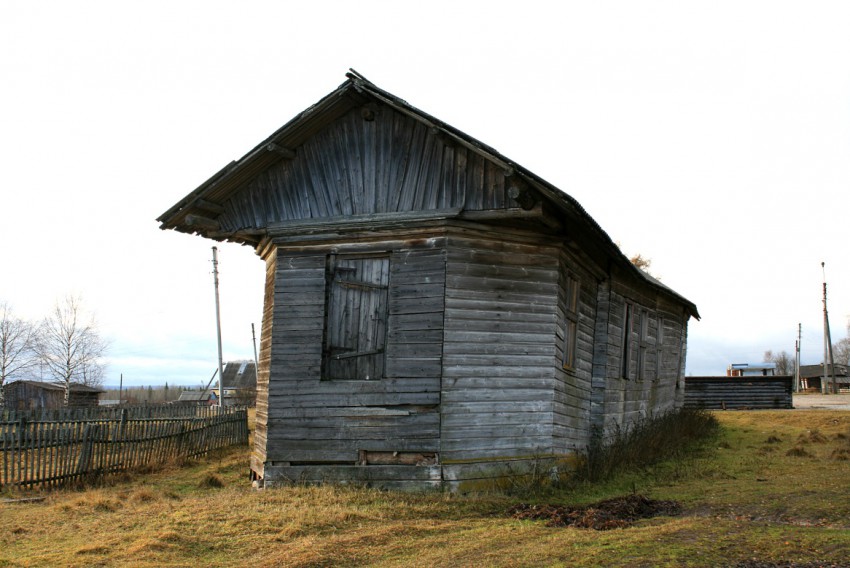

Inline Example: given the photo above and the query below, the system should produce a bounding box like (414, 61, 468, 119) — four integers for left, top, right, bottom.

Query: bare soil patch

(507, 494, 681, 530)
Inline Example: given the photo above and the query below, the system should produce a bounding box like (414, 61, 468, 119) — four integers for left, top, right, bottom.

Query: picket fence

(0, 405, 248, 490)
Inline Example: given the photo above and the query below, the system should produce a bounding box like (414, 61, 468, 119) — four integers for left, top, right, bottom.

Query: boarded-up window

(621, 302, 633, 379)
(323, 254, 390, 380)
(655, 316, 665, 380)
(636, 309, 649, 379)
(562, 275, 580, 370)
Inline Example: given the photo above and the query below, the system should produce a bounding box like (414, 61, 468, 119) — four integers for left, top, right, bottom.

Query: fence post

(76, 424, 94, 479)
(17, 416, 27, 486)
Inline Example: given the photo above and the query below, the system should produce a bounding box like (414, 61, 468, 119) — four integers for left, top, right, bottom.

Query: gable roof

(221, 360, 257, 390)
(158, 70, 698, 319)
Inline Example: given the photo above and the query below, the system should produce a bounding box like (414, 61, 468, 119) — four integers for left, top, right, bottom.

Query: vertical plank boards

(0, 408, 247, 490)
(215, 105, 530, 233)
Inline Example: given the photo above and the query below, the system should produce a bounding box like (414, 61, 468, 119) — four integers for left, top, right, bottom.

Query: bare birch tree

(36, 296, 107, 405)
(763, 349, 795, 376)
(0, 302, 38, 407)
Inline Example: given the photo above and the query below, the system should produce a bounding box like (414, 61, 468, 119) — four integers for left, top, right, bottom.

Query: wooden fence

(0, 405, 248, 490)
(684, 376, 794, 410)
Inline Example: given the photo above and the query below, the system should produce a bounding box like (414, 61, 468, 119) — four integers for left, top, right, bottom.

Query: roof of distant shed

(4, 380, 105, 393)
(158, 70, 698, 319)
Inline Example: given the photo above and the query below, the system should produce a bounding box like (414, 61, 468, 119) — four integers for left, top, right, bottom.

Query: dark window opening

(563, 275, 580, 370)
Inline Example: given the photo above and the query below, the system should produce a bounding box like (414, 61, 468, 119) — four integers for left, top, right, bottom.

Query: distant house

(2, 380, 105, 410)
(798, 364, 850, 392)
(158, 72, 699, 490)
(727, 363, 776, 377)
(211, 361, 257, 407)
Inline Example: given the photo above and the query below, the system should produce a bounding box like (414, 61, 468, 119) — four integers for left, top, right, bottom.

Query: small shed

(3, 380, 104, 410)
(158, 72, 699, 491)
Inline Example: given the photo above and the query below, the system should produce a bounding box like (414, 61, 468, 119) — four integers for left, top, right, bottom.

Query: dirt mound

(507, 494, 681, 530)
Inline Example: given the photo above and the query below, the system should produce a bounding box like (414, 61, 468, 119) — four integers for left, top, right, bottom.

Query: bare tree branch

(36, 296, 107, 405)
(0, 302, 38, 407)
(763, 349, 795, 376)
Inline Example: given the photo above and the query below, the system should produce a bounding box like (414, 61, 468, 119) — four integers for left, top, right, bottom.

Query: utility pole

(822, 262, 837, 394)
(795, 324, 801, 392)
(251, 323, 259, 371)
(212, 247, 226, 408)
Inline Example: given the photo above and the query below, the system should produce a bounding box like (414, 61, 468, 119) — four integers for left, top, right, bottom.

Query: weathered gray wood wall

(591, 278, 688, 435)
(440, 232, 558, 486)
(553, 249, 597, 454)
(216, 107, 520, 233)
(257, 239, 446, 488)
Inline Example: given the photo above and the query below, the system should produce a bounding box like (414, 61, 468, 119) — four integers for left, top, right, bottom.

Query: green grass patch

(574, 407, 721, 483)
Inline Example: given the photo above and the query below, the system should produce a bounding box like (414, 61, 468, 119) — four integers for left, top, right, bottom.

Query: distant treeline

(102, 384, 207, 404)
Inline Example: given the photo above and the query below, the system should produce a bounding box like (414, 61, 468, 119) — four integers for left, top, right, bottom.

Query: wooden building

(158, 72, 699, 491)
(798, 363, 850, 392)
(3, 380, 104, 410)
(212, 360, 258, 406)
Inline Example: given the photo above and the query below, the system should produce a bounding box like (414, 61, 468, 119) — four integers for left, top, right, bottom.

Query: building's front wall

(255, 234, 447, 489)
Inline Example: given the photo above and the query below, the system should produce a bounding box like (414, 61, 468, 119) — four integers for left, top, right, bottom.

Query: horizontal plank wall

(593, 276, 690, 435)
(552, 249, 597, 453)
(441, 231, 559, 488)
(216, 106, 515, 232)
(258, 240, 446, 488)
(684, 376, 793, 409)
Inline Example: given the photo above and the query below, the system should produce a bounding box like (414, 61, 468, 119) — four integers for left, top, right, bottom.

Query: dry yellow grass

(2, 410, 849, 567)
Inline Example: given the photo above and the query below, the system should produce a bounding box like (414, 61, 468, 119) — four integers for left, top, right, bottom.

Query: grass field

(2, 410, 849, 567)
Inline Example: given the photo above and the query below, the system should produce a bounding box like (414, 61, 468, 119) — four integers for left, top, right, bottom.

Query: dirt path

(793, 393, 850, 410)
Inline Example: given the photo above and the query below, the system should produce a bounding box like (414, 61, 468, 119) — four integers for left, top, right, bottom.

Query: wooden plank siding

(250, 252, 276, 477)
(216, 107, 514, 233)
(259, 243, 446, 475)
(441, 234, 559, 464)
(592, 280, 689, 436)
(552, 249, 597, 453)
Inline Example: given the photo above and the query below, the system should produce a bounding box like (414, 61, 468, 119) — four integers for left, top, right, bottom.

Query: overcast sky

(2, 1, 849, 386)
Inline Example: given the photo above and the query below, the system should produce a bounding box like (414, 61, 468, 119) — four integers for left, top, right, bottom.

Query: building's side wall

(250, 251, 277, 477)
(552, 248, 597, 454)
(592, 275, 690, 434)
(440, 231, 560, 490)
(3, 383, 64, 410)
(257, 239, 446, 489)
